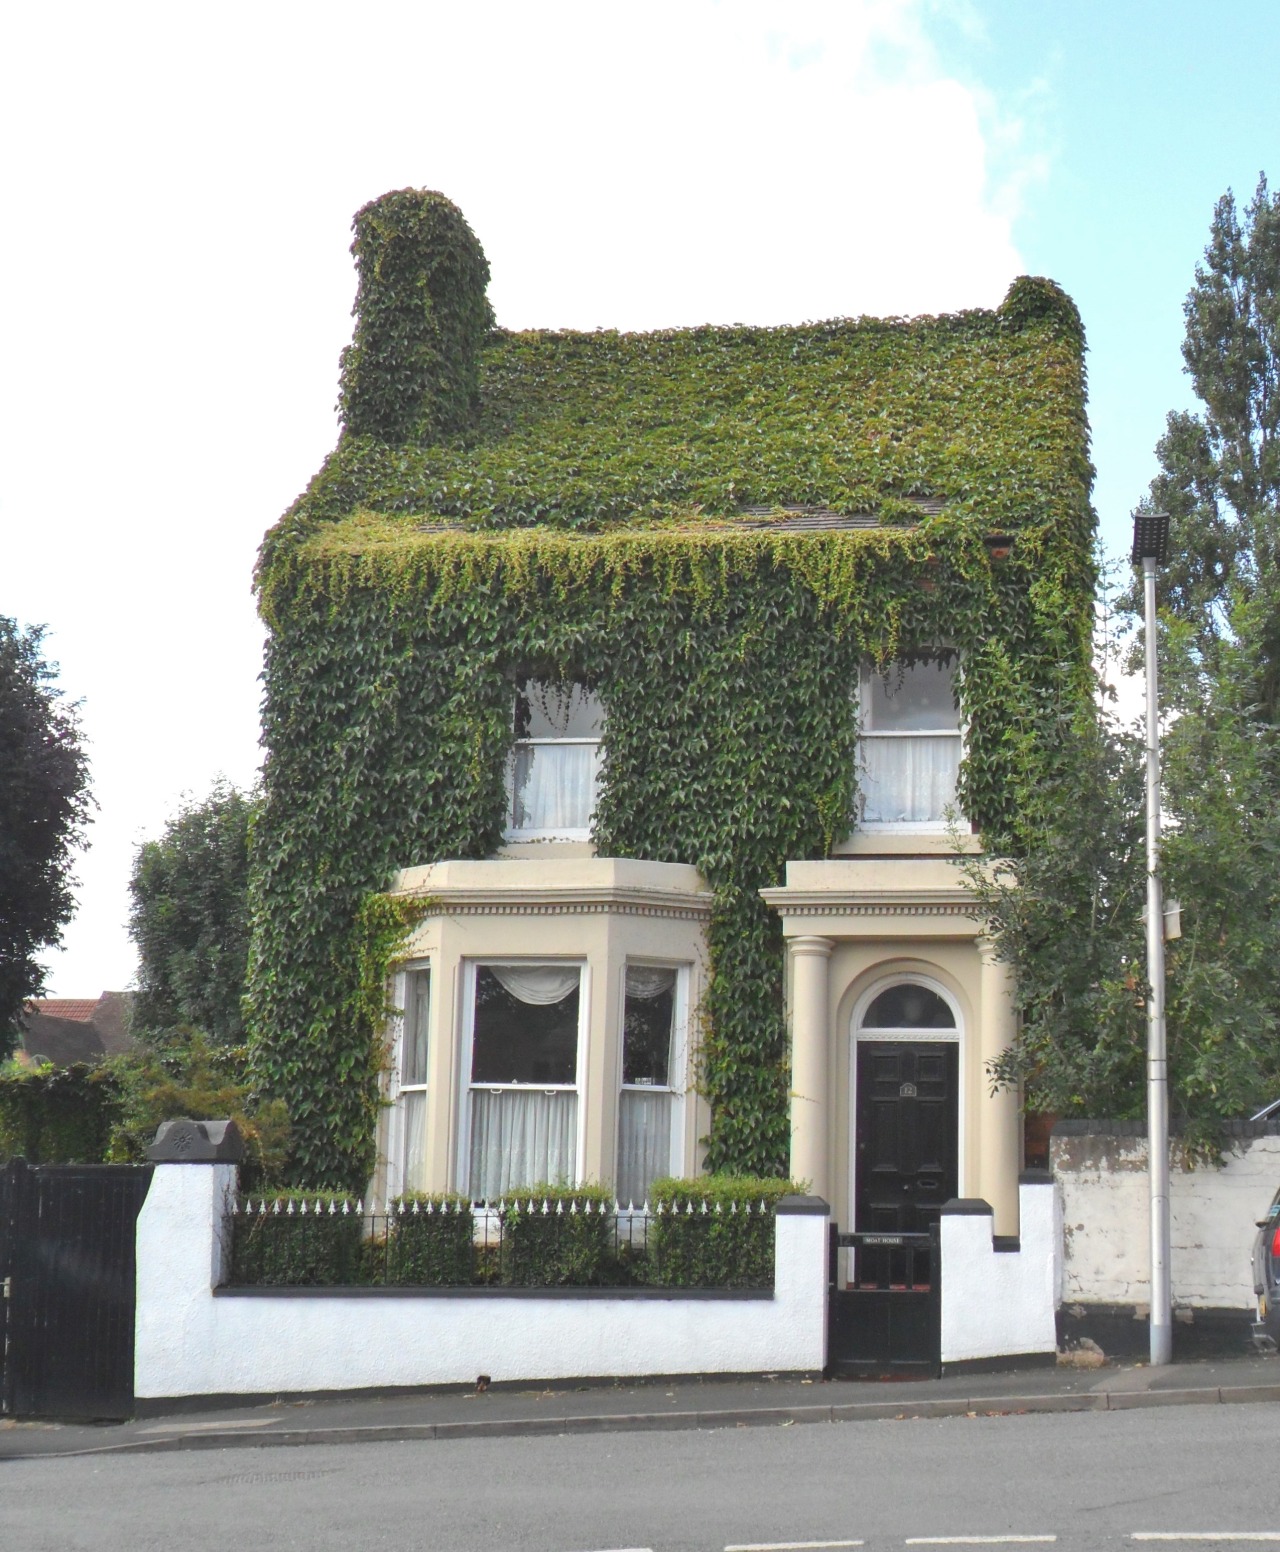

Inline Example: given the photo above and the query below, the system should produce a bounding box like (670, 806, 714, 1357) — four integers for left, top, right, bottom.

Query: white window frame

(856, 654, 963, 833)
(504, 682, 603, 842)
(388, 963, 431, 1200)
(615, 960, 689, 1208)
(455, 958, 590, 1200)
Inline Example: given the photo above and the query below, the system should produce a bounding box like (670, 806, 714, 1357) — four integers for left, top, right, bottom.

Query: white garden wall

(939, 1177, 1059, 1365)
(1052, 1123, 1280, 1310)
(134, 1166, 830, 1405)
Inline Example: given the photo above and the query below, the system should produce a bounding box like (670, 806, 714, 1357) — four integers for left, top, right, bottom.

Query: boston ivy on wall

(247, 190, 1095, 1192)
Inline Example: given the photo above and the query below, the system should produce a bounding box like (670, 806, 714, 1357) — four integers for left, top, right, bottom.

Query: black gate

(826, 1226, 940, 1378)
(0, 1160, 154, 1420)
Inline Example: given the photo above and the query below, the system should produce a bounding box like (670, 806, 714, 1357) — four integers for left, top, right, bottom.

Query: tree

(129, 781, 256, 1045)
(955, 685, 1149, 1118)
(1143, 174, 1280, 715)
(971, 176, 1280, 1129)
(0, 619, 91, 1059)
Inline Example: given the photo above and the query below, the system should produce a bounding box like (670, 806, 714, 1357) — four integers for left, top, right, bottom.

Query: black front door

(827, 1039, 956, 1378)
(855, 1040, 958, 1236)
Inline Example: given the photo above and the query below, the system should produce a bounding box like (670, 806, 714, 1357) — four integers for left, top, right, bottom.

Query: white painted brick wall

(135, 1167, 830, 1403)
(1052, 1131, 1280, 1309)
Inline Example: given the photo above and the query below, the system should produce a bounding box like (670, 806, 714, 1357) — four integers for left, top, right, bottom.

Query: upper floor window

(857, 655, 962, 828)
(506, 681, 604, 840)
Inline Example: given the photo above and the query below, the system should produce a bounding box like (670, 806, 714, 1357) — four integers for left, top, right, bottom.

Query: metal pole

(1143, 554, 1172, 1365)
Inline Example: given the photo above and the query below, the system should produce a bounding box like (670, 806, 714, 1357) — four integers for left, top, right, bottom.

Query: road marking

(1131, 1538, 1280, 1543)
(725, 1542, 865, 1550)
(906, 1540, 1058, 1546)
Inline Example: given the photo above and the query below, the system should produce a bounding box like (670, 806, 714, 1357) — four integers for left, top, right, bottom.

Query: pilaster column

(975, 934, 1021, 1235)
(789, 935, 835, 1201)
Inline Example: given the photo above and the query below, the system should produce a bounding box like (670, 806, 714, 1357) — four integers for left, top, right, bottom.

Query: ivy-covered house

(249, 189, 1094, 1239)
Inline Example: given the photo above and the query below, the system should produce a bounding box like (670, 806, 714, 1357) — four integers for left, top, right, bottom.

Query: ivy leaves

(249, 526, 1087, 1186)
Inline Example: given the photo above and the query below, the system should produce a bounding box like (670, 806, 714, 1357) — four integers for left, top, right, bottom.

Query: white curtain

(486, 964, 580, 1005)
(859, 734, 961, 824)
(400, 1090, 428, 1194)
(510, 743, 601, 832)
(469, 1089, 578, 1200)
(625, 966, 677, 1000)
(617, 1090, 673, 1209)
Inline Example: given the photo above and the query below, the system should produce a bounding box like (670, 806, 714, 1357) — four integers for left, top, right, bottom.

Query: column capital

(974, 933, 1005, 965)
(790, 934, 835, 960)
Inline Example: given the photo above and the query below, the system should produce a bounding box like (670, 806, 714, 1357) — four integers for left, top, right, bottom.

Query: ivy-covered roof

(266, 191, 1092, 570)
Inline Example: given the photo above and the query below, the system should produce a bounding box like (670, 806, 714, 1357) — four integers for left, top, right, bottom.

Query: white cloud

(0, 0, 1038, 995)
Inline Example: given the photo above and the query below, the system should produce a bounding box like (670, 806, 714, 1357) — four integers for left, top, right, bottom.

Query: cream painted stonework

(761, 857, 1021, 1235)
(375, 857, 712, 1202)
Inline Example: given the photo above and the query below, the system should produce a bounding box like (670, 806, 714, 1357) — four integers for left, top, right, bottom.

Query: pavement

(3, 1352, 1279, 1461)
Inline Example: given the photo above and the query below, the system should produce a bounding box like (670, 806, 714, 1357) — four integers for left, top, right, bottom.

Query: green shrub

(105, 1036, 291, 1190)
(379, 1193, 473, 1286)
(646, 1176, 795, 1289)
(230, 1191, 367, 1286)
(0, 1062, 121, 1163)
(499, 1183, 617, 1287)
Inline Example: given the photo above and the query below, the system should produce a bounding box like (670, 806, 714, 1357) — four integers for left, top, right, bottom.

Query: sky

(3, 0, 1277, 998)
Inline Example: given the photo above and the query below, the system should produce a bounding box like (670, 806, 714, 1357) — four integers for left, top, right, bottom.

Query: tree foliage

(977, 176, 1280, 1129)
(0, 619, 91, 1057)
(129, 781, 256, 1045)
(956, 689, 1148, 1116)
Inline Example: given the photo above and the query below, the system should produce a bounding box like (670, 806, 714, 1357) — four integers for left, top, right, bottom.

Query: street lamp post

(1133, 510, 1172, 1367)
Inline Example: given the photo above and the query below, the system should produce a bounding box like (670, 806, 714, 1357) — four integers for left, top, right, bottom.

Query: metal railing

(227, 1194, 778, 1291)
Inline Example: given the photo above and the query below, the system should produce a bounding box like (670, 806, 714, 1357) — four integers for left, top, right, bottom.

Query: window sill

(500, 834, 596, 849)
(832, 830, 981, 857)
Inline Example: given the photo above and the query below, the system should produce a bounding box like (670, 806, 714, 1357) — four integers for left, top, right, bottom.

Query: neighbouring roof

(15, 991, 135, 1067)
(33, 998, 99, 1022)
(271, 273, 1090, 563)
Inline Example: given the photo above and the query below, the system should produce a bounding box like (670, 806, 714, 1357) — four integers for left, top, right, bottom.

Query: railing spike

(285, 1199, 295, 1216)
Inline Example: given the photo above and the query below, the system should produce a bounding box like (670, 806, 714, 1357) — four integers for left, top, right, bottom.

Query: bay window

(464, 963, 584, 1200)
(505, 681, 603, 839)
(616, 964, 684, 1209)
(396, 967, 431, 1193)
(857, 655, 962, 828)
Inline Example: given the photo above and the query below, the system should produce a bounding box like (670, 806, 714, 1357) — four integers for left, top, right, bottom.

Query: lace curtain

(469, 1089, 577, 1201)
(624, 966, 677, 1000)
(859, 734, 961, 824)
(486, 964, 580, 1005)
(616, 1090, 673, 1209)
(401, 1090, 429, 1193)
(509, 744, 602, 832)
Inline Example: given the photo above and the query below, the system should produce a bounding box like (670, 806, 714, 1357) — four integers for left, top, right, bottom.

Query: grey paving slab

(2, 1352, 1278, 1461)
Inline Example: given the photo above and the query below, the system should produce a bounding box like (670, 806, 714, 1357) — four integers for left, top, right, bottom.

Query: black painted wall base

(940, 1351, 1058, 1378)
(1057, 1302, 1255, 1361)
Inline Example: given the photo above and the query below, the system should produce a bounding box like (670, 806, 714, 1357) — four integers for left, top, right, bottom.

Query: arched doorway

(853, 979, 960, 1237)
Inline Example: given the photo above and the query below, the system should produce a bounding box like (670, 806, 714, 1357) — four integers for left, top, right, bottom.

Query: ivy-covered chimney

(338, 189, 492, 445)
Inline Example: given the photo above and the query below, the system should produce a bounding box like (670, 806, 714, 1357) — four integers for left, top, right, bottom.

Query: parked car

(1251, 1183, 1280, 1353)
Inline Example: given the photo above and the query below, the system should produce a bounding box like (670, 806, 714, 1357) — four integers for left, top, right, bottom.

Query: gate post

(136, 1119, 245, 1408)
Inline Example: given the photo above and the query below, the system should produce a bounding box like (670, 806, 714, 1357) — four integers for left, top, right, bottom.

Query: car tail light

(1272, 1222, 1280, 1260)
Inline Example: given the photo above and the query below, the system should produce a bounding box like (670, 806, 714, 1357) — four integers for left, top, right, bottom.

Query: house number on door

(899, 1082, 918, 1097)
